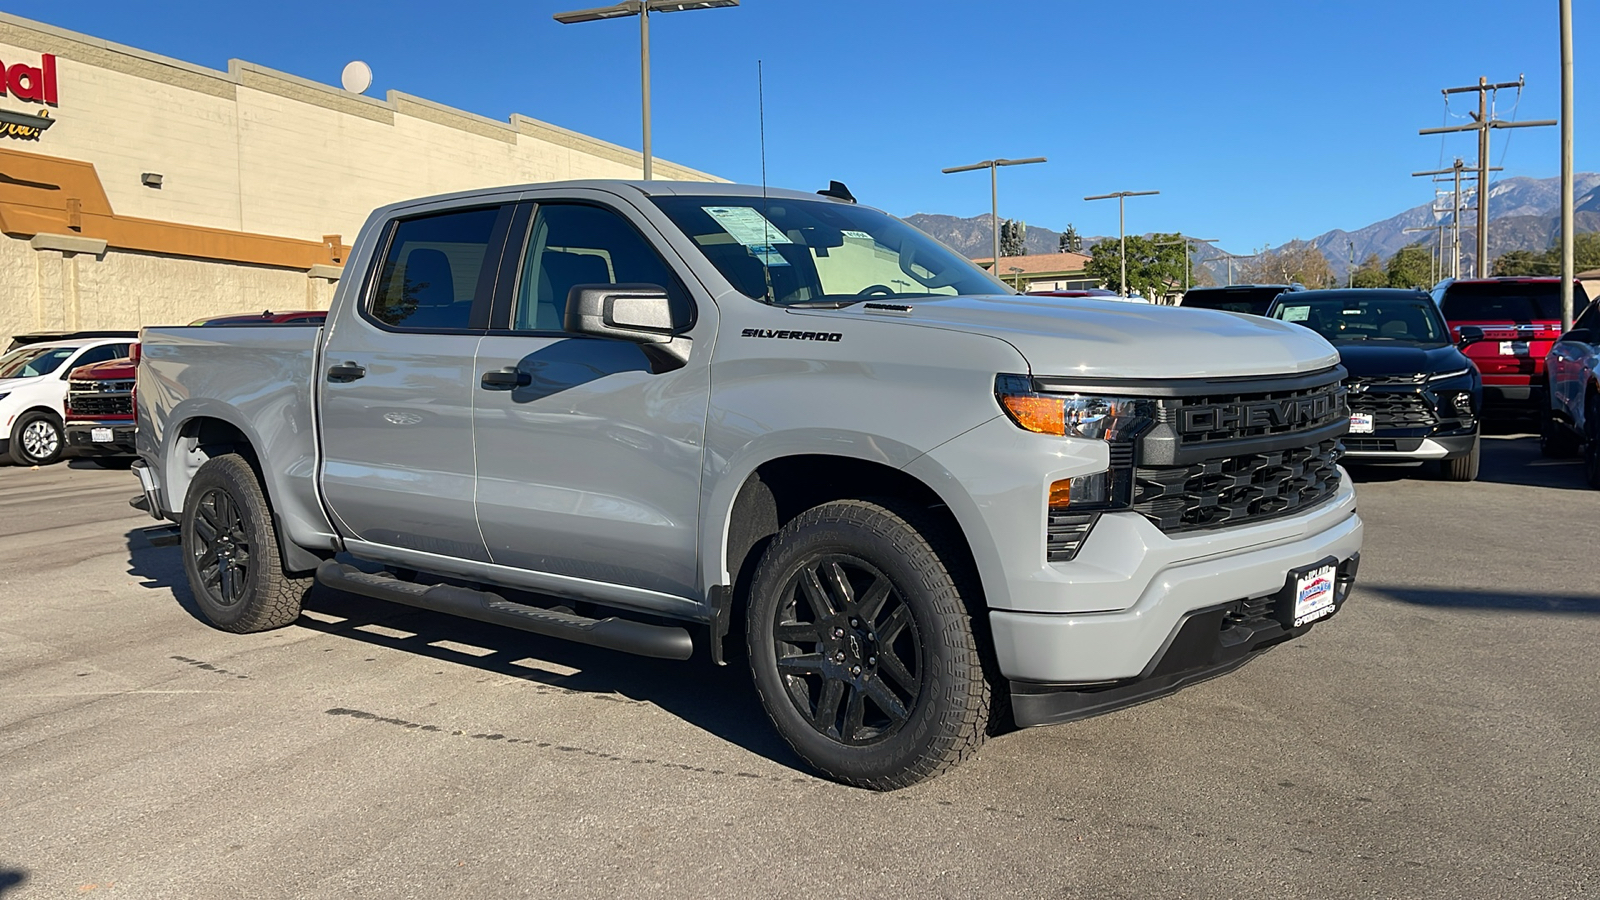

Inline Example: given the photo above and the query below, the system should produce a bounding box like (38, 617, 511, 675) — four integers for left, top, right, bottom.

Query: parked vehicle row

(132, 179, 1363, 789)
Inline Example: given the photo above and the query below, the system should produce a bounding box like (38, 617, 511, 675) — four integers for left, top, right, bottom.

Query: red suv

(1431, 277, 1592, 414)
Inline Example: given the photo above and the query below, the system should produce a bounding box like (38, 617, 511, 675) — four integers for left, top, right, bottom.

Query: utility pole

(1420, 77, 1556, 277)
(1404, 225, 1450, 283)
(1153, 236, 1218, 297)
(1084, 190, 1160, 296)
(553, 0, 740, 181)
(1560, 0, 1576, 330)
(942, 157, 1048, 279)
(1213, 252, 1257, 286)
(1413, 160, 1500, 280)
(1347, 239, 1355, 288)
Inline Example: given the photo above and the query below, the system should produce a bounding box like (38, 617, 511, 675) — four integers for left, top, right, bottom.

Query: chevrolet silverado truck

(133, 181, 1363, 789)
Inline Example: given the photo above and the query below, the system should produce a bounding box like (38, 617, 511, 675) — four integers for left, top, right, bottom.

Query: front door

(319, 203, 513, 562)
(472, 198, 712, 604)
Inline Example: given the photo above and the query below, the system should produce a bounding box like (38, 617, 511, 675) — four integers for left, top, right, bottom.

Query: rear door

(470, 194, 712, 605)
(318, 203, 515, 561)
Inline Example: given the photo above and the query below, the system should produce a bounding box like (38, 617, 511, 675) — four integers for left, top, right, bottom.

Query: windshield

(652, 196, 1005, 306)
(0, 345, 76, 379)
(1180, 288, 1286, 316)
(1439, 282, 1588, 321)
(1272, 296, 1450, 345)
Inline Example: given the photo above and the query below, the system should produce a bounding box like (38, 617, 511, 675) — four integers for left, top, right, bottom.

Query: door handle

(327, 362, 366, 382)
(481, 367, 531, 389)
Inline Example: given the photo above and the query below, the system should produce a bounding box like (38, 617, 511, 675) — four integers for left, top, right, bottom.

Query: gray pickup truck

(133, 180, 1363, 789)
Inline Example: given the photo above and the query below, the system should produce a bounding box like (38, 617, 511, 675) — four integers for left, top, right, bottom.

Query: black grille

(68, 380, 134, 418)
(1160, 380, 1348, 446)
(1133, 439, 1342, 533)
(1046, 512, 1097, 562)
(1348, 389, 1436, 429)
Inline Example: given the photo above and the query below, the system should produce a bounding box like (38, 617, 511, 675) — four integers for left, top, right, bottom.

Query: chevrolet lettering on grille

(1180, 393, 1339, 435)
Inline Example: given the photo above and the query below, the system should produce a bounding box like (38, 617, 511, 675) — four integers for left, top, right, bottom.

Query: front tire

(9, 411, 64, 466)
(1540, 394, 1580, 459)
(1440, 434, 1481, 482)
(180, 454, 309, 632)
(1585, 394, 1600, 490)
(746, 500, 990, 790)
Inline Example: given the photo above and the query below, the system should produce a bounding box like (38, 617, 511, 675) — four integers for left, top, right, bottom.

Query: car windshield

(1272, 296, 1450, 345)
(651, 196, 1005, 306)
(1439, 282, 1590, 321)
(1180, 288, 1286, 316)
(0, 345, 76, 379)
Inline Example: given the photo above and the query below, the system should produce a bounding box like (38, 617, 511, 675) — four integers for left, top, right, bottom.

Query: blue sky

(7, 0, 1592, 252)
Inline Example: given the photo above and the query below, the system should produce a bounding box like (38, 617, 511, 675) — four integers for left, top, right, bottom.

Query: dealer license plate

(1289, 564, 1337, 627)
(1349, 413, 1374, 434)
(91, 427, 114, 443)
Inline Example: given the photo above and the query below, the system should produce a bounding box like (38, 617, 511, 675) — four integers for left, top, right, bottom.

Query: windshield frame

(650, 195, 1009, 307)
(1269, 294, 1453, 346)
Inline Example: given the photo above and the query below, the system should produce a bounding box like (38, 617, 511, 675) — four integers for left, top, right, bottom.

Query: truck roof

(374, 180, 865, 219)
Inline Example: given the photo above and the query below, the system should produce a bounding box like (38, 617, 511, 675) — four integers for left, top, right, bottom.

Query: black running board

(314, 561, 694, 661)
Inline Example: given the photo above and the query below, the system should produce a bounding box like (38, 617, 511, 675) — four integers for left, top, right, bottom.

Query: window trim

(487, 199, 697, 337)
(357, 203, 516, 335)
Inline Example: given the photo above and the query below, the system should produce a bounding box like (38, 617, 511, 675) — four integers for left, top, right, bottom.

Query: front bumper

(1011, 554, 1359, 727)
(65, 420, 137, 456)
(1342, 431, 1477, 461)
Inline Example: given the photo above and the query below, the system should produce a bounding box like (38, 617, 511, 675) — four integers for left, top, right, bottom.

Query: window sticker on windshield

(841, 230, 873, 241)
(1282, 306, 1311, 322)
(749, 245, 790, 267)
(702, 206, 792, 247)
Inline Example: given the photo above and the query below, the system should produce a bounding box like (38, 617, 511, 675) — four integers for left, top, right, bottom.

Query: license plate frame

(91, 427, 114, 443)
(1275, 558, 1340, 629)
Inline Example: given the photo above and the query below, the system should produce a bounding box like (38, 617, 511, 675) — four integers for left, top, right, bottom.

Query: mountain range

(907, 173, 1600, 280)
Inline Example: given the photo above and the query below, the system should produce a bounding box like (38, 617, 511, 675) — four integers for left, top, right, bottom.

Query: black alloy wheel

(180, 453, 309, 632)
(746, 500, 991, 790)
(190, 487, 253, 607)
(771, 555, 921, 746)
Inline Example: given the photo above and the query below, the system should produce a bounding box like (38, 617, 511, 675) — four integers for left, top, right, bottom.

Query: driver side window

(513, 203, 691, 333)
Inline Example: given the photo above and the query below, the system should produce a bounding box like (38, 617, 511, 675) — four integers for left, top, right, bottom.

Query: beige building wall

(0, 11, 721, 346)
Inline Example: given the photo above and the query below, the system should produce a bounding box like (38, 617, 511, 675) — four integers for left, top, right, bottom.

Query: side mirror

(564, 283, 689, 372)
(1561, 328, 1593, 344)
(1456, 325, 1485, 347)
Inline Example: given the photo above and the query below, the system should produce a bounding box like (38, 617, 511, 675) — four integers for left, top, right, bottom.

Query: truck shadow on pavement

(123, 530, 807, 772)
(1363, 584, 1600, 615)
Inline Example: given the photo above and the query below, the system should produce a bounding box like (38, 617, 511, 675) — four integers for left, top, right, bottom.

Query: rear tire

(746, 500, 990, 790)
(8, 411, 64, 466)
(1440, 434, 1481, 482)
(180, 453, 310, 632)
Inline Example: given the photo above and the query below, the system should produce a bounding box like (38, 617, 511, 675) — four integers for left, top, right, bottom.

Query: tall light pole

(554, 0, 739, 180)
(941, 157, 1047, 278)
(1560, 0, 1576, 330)
(1085, 190, 1160, 296)
(1153, 236, 1218, 297)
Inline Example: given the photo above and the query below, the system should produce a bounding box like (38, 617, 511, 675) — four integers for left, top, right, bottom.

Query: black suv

(1268, 289, 1484, 481)
(1179, 284, 1306, 316)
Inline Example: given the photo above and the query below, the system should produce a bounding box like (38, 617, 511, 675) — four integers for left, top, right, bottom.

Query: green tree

(1492, 249, 1555, 277)
(1084, 232, 1189, 300)
(1000, 219, 1027, 258)
(1350, 253, 1388, 288)
(1059, 224, 1083, 253)
(1387, 243, 1435, 288)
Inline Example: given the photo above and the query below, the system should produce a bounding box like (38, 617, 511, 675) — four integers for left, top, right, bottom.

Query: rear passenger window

(512, 204, 690, 333)
(370, 207, 507, 330)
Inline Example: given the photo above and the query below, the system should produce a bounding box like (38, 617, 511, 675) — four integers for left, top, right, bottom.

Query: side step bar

(315, 561, 695, 661)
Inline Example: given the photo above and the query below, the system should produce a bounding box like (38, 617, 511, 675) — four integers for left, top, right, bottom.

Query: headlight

(996, 376, 1154, 511)
(1427, 367, 1473, 382)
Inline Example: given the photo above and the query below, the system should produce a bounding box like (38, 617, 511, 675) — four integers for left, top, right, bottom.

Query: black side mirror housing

(1456, 325, 1485, 347)
(564, 283, 689, 372)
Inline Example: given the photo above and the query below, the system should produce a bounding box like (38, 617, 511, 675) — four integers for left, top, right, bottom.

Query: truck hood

(798, 294, 1340, 379)
(1335, 342, 1470, 378)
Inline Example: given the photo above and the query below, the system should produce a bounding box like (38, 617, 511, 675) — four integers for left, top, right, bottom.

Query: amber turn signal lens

(1048, 479, 1074, 509)
(999, 394, 1064, 435)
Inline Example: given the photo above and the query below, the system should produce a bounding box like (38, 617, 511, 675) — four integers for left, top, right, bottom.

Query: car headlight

(1427, 367, 1473, 382)
(995, 375, 1154, 510)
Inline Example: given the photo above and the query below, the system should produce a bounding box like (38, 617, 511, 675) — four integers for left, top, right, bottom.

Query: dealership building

(0, 11, 720, 347)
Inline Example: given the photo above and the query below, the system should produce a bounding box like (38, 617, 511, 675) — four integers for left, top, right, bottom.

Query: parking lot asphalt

(1, 438, 1597, 899)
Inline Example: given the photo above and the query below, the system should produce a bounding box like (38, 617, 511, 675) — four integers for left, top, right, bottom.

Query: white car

(0, 336, 135, 466)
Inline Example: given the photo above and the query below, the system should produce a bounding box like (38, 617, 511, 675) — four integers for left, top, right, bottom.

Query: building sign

(0, 53, 58, 140)
(1, 53, 59, 104)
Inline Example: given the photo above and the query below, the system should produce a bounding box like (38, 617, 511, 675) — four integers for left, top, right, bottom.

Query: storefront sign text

(0, 53, 59, 105)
